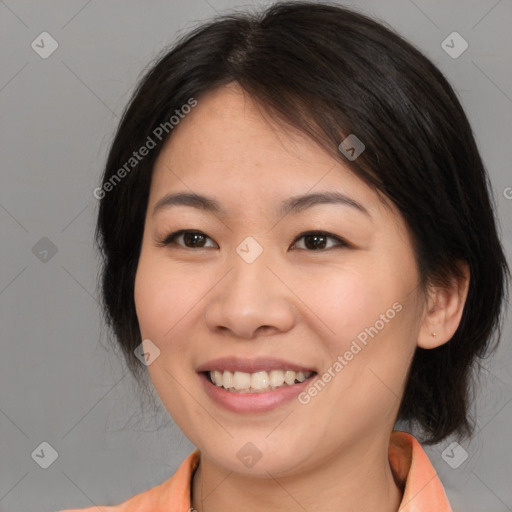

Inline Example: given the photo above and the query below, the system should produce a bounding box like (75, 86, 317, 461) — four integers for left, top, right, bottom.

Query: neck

(191, 432, 403, 512)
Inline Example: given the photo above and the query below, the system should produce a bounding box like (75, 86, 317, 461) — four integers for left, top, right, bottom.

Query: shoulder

(59, 449, 200, 512)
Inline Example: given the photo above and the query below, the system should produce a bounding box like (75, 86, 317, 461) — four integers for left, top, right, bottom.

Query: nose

(203, 249, 296, 339)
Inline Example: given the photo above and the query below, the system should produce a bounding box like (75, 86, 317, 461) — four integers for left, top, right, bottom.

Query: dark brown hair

(95, 1, 510, 444)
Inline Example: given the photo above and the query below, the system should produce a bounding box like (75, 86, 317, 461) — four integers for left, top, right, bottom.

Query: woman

(61, 2, 509, 511)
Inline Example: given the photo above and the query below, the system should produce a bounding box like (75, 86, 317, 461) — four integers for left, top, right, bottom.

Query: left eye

(291, 231, 348, 251)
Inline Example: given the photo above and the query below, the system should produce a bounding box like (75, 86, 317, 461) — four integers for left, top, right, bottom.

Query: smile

(206, 369, 315, 393)
(196, 357, 318, 412)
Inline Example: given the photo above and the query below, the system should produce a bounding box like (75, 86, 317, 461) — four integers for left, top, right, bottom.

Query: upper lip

(196, 357, 317, 374)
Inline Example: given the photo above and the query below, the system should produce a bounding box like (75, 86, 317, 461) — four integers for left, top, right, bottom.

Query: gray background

(1, 1, 511, 511)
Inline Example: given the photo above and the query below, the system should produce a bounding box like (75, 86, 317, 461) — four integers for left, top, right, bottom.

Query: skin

(134, 82, 469, 512)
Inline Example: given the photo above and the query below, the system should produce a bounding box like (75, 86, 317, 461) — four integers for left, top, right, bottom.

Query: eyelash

(156, 229, 350, 251)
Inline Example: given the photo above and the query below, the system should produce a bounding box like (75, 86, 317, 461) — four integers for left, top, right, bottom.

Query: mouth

(201, 369, 317, 393)
(196, 357, 318, 409)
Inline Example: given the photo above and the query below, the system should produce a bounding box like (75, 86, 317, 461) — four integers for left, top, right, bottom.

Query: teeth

(269, 370, 285, 387)
(251, 371, 269, 390)
(233, 371, 251, 389)
(222, 371, 234, 389)
(296, 371, 306, 382)
(284, 370, 296, 385)
(213, 370, 223, 387)
(208, 369, 314, 393)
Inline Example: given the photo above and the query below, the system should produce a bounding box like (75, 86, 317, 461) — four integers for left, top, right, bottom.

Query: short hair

(95, 1, 510, 444)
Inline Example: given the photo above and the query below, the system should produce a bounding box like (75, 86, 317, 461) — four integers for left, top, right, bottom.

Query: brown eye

(159, 230, 218, 249)
(158, 229, 348, 251)
(181, 232, 209, 248)
(292, 231, 348, 251)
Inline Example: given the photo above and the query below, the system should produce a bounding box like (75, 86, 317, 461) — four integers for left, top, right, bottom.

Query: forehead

(156, 83, 338, 177)
(149, 83, 394, 223)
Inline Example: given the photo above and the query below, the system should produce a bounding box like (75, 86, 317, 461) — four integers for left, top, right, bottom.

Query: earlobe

(417, 262, 470, 349)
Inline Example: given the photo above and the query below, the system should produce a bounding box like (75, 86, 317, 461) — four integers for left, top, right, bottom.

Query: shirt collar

(161, 430, 452, 511)
(389, 431, 453, 511)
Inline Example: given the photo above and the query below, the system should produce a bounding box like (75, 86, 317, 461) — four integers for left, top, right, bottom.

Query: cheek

(304, 265, 396, 347)
(134, 254, 199, 419)
(312, 262, 418, 386)
(134, 252, 198, 342)
(134, 258, 166, 340)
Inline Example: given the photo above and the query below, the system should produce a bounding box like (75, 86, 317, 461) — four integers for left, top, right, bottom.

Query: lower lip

(198, 372, 316, 413)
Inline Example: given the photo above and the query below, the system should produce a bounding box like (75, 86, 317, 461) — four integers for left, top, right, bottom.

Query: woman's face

(134, 82, 426, 476)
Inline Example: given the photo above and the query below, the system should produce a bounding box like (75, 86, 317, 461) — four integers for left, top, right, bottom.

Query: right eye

(157, 230, 219, 249)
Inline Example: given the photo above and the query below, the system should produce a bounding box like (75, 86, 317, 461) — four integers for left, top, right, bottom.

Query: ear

(417, 261, 470, 349)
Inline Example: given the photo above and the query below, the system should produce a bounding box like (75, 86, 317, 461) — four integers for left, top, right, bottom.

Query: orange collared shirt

(61, 430, 452, 512)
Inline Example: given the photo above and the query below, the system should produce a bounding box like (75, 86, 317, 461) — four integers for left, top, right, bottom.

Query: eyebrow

(152, 191, 371, 218)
